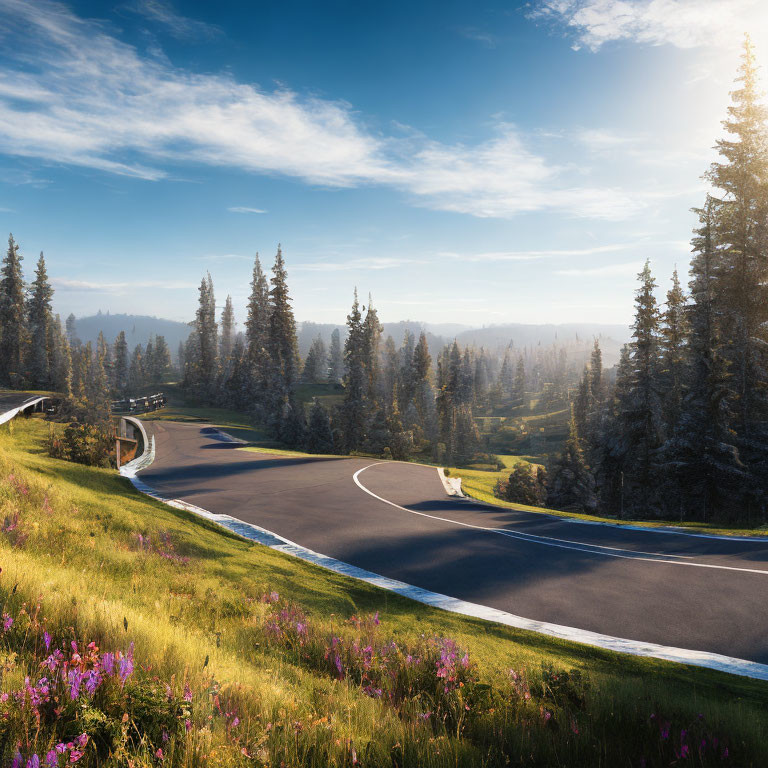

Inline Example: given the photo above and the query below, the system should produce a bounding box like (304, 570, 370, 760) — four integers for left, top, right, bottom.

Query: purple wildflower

(43, 631, 51, 651)
(68, 669, 82, 700)
(84, 670, 101, 696)
(26, 756, 40, 768)
(45, 752, 57, 768)
(183, 682, 193, 701)
(101, 652, 114, 675)
(12, 752, 22, 768)
(3, 613, 13, 632)
(334, 654, 343, 679)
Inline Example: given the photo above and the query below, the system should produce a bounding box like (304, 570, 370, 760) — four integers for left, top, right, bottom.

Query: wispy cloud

(52, 276, 197, 292)
(530, 0, 767, 52)
(227, 206, 267, 214)
(125, 0, 223, 41)
(293, 257, 416, 272)
(441, 243, 633, 262)
(0, 0, 676, 222)
(456, 26, 499, 48)
(555, 260, 644, 276)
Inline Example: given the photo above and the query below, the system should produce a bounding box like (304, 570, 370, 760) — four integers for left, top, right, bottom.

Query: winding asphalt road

(137, 420, 768, 664)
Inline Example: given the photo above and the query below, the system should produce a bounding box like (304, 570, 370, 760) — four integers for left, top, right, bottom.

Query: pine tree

(51, 316, 72, 398)
(193, 273, 218, 400)
(302, 335, 327, 383)
(27, 251, 54, 387)
(397, 330, 416, 412)
(664, 198, 745, 520)
(267, 246, 300, 400)
(572, 367, 592, 439)
(547, 413, 597, 512)
(381, 335, 399, 409)
(362, 295, 382, 408)
(220, 295, 235, 364)
(621, 260, 663, 515)
(513, 356, 526, 406)
(342, 289, 367, 451)
(151, 335, 172, 384)
(0, 234, 27, 384)
(176, 341, 185, 376)
(498, 349, 513, 399)
(65, 313, 78, 346)
(327, 327, 344, 385)
(128, 344, 145, 391)
(588, 339, 603, 406)
(412, 331, 433, 428)
(244, 253, 271, 406)
(386, 401, 412, 461)
(706, 36, 768, 446)
(659, 268, 689, 435)
(307, 399, 334, 453)
(113, 331, 129, 393)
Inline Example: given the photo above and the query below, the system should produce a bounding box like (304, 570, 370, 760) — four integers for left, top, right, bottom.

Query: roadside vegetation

(0, 416, 767, 767)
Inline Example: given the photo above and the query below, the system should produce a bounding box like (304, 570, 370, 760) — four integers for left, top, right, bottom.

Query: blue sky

(0, 0, 765, 327)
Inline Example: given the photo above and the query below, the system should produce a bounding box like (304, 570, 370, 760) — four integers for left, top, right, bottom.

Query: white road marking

(352, 463, 768, 576)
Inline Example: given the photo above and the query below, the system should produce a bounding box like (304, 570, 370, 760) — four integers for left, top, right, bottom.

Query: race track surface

(138, 420, 768, 664)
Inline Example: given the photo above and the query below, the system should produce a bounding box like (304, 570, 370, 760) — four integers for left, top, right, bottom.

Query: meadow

(0, 416, 767, 766)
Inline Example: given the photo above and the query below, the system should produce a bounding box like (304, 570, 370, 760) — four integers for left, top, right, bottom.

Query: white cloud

(555, 260, 644, 276)
(456, 27, 499, 48)
(227, 206, 267, 214)
(126, 0, 223, 41)
(52, 277, 197, 292)
(0, 0, 673, 222)
(440, 243, 632, 262)
(531, 0, 767, 51)
(293, 257, 416, 272)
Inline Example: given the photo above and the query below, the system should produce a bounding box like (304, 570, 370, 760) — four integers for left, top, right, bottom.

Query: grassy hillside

(0, 417, 767, 766)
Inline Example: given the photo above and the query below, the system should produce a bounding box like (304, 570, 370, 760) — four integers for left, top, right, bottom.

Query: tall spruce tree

(267, 245, 300, 401)
(362, 295, 382, 408)
(621, 260, 663, 515)
(27, 251, 54, 387)
(220, 295, 235, 364)
(302, 335, 327, 383)
(0, 234, 27, 384)
(65, 313, 78, 346)
(307, 399, 334, 453)
(659, 268, 689, 435)
(343, 289, 368, 451)
(706, 36, 768, 448)
(245, 253, 271, 401)
(327, 327, 344, 385)
(113, 331, 129, 394)
(51, 316, 72, 398)
(664, 198, 745, 520)
(547, 413, 597, 513)
(192, 273, 219, 400)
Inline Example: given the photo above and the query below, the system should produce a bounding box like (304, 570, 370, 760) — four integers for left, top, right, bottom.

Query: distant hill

(68, 313, 192, 355)
(70, 313, 630, 368)
(454, 323, 630, 366)
(298, 320, 629, 367)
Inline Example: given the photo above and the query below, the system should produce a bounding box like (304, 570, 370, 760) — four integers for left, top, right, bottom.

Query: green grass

(0, 417, 767, 766)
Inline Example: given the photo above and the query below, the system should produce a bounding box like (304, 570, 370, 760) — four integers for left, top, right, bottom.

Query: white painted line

(353, 464, 768, 576)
